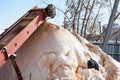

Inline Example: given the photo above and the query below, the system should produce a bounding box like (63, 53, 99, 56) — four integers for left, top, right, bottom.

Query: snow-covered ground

(0, 22, 120, 80)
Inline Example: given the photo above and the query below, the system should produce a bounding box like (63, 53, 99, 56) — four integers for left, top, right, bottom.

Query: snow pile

(38, 22, 120, 80)
(0, 22, 120, 80)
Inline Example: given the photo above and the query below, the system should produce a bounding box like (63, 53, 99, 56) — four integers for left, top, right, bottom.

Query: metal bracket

(1, 47, 23, 80)
(1, 47, 8, 60)
(9, 54, 23, 80)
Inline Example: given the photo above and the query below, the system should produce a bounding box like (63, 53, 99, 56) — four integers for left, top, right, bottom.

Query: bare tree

(41, 0, 120, 41)
(64, 0, 102, 38)
(84, 0, 96, 38)
(63, 0, 120, 41)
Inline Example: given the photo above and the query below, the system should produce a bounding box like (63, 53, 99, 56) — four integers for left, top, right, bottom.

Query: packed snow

(0, 22, 120, 80)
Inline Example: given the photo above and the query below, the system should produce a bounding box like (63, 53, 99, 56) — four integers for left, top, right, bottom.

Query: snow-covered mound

(0, 22, 120, 80)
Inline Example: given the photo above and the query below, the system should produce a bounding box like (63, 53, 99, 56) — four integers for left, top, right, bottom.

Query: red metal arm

(0, 11, 46, 67)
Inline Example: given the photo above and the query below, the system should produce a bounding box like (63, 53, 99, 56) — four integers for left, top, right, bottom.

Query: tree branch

(114, 13, 120, 20)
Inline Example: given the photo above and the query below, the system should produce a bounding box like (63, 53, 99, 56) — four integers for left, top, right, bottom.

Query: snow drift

(0, 22, 120, 80)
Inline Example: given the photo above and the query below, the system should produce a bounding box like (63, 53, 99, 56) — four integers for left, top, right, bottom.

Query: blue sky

(0, 0, 120, 33)
(0, 0, 65, 33)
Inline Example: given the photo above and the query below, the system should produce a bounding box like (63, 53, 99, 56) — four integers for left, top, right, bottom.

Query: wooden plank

(0, 43, 7, 49)
(22, 17, 34, 21)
